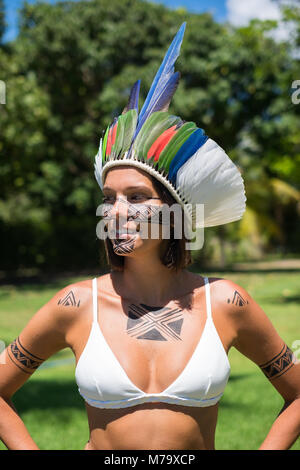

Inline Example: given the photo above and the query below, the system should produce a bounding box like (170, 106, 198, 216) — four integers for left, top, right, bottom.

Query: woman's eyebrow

(103, 185, 152, 192)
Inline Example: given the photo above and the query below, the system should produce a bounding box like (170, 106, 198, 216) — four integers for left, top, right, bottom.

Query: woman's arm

(213, 279, 300, 450)
(0, 395, 40, 450)
(0, 282, 87, 450)
(255, 342, 300, 449)
(258, 394, 300, 450)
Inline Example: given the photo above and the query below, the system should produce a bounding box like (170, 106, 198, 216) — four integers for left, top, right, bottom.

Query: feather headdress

(94, 22, 246, 229)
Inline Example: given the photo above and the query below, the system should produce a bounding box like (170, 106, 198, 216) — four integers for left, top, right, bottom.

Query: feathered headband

(94, 22, 246, 229)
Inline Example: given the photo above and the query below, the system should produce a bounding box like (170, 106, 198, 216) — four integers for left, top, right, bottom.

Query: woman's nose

(109, 197, 130, 219)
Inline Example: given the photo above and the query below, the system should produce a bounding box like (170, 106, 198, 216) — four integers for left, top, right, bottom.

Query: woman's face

(102, 166, 167, 257)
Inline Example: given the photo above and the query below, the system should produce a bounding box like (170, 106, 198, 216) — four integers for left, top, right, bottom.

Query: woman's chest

(71, 291, 231, 395)
(101, 300, 204, 386)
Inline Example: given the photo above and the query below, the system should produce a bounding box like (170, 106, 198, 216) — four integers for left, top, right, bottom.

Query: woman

(0, 23, 299, 451)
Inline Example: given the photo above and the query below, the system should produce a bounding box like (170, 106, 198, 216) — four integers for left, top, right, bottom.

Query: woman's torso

(66, 271, 235, 450)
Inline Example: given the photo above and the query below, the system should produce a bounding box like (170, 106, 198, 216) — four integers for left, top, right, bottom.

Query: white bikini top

(75, 277, 231, 409)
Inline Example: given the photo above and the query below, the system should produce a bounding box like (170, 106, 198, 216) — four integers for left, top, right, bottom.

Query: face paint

(100, 196, 170, 253)
(101, 197, 163, 224)
(111, 235, 138, 254)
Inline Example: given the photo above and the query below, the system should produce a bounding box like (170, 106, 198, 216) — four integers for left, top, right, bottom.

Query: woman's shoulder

(193, 275, 257, 348)
(53, 273, 115, 308)
(190, 272, 252, 313)
(54, 273, 111, 299)
(207, 276, 251, 307)
(53, 278, 92, 305)
(42, 275, 111, 333)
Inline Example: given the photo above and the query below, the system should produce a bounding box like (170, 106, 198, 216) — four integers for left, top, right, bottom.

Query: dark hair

(101, 172, 192, 272)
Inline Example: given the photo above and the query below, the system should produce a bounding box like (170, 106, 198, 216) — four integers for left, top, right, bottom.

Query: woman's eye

(102, 197, 114, 204)
(102, 195, 150, 204)
(129, 194, 148, 202)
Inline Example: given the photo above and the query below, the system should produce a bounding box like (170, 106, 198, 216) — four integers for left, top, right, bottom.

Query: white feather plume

(176, 138, 246, 228)
(94, 138, 103, 191)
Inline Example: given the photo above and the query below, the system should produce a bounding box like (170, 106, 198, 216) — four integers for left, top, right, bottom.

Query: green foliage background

(0, 0, 299, 273)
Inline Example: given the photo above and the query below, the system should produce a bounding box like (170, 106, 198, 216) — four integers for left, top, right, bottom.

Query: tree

(1, 0, 299, 272)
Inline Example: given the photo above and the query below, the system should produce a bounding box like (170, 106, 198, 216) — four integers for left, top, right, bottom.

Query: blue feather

(134, 22, 186, 137)
(147, 71, 180, 115)
(168, 129, 208, 185)
(123, 80, 141, 114)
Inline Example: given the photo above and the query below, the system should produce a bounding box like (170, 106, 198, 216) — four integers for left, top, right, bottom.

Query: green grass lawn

(0, 270, 299, 450)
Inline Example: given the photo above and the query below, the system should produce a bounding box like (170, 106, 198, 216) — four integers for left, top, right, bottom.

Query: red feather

(111, 122, 118, 146)
(106, 124, 116, 156)
(147, 126, 177, 161)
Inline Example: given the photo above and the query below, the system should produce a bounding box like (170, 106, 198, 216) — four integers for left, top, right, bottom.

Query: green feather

(142, 115, 182, 160)
(132, 112, 169, 158)
(112, 114, 125, 159)
(163, 126, 197, 171)
(102, 126, 110, 162)
(140, 114, 171, 159)
(158, 122, 197, 170)
(122, 109, 138, 155)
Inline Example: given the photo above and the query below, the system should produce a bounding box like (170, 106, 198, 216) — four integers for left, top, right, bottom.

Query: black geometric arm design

(7, 337, 45, 374)
(259, 344, 295, 380)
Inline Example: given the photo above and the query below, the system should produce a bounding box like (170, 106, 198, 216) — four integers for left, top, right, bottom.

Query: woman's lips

(117, 234, 133, 239)
(115, 229, 137, 239)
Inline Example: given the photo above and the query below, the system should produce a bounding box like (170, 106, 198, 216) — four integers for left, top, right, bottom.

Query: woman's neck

(112, 255, 185, 305)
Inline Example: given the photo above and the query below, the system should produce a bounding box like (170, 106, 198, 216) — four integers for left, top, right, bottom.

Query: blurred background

(0, 0, 299, 451)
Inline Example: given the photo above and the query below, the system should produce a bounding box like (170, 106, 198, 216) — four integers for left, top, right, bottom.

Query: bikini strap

(92, 277, 98, 323)
(204, 277, 212, 321)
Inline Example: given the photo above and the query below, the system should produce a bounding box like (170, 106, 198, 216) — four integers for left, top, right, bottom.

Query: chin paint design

(111, 235, 138, 254)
